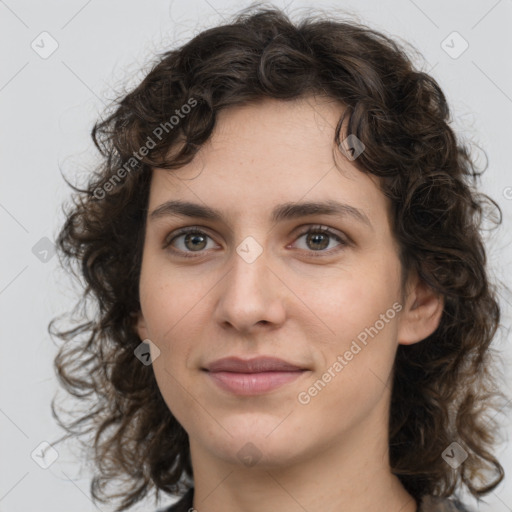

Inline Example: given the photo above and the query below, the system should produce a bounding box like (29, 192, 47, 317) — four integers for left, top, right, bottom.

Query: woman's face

(137, 96, 414, 469)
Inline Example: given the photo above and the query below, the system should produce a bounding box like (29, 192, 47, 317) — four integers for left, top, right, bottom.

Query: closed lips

(204, 357, 306, 373)
(202, 357, 308, 396)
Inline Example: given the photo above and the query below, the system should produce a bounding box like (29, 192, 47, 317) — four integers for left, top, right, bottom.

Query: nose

(213, 244, 287, 335)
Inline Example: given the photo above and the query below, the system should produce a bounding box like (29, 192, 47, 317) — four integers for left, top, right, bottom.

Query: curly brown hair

(49, 5, 507, 511)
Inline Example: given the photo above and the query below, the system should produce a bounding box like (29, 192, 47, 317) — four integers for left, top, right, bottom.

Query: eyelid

(290, 224, 349, 255)
(162, 224, 349, 257)
(162, 226, 220, 255)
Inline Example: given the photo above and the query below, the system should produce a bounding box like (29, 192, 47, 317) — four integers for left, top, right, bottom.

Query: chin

(201, 426, 307, 468)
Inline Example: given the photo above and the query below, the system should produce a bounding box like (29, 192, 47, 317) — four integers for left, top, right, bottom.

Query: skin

(137, 96, 444, 512)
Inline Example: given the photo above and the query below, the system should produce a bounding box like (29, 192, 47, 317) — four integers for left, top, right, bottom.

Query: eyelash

(162, 225, 348, 259)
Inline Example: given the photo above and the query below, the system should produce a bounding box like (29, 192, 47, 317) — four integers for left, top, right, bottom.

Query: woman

(50, 6, 506, 512)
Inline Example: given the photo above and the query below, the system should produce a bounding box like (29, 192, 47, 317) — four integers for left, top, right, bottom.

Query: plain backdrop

(1, 0, 511, 511)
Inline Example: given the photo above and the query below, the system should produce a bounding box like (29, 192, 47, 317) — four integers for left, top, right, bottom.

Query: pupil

(186, 233, 206, 251)
(309, 233, 328, 250)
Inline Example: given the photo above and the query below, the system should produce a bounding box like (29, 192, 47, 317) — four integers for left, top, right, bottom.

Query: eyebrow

(149, 199, 372, 229)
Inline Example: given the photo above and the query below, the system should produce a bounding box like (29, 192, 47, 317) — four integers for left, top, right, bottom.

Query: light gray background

(1, 0, 511, 511)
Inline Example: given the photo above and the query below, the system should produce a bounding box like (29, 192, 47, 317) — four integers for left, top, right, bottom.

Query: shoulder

(156, 487, 194, 512)
(156, 489, 473, 512)
(418, 495, 474, 512)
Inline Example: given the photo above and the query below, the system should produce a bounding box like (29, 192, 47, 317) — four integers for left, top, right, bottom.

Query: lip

(204, 356, 305, 373)
(203, 357, 308, 396)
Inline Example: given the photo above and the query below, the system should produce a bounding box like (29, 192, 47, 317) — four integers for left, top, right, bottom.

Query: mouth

(202, 356, 309, 396)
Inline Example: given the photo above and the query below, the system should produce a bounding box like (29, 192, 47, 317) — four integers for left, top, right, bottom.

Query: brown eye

(163, 225, 347, 259)
(164, 228, 217, 257)
(293, 226, 347, 255)
(182, 232, 208, 251)
(305, 232, 330, 251)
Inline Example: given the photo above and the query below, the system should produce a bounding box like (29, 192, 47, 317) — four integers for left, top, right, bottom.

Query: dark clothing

(157, 487, 473, 512)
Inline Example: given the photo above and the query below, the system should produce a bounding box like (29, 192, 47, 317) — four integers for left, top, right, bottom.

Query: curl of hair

(49, 5, 506, 511)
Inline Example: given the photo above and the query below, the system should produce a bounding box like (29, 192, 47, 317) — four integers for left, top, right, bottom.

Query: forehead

(148, 96, 390, 229)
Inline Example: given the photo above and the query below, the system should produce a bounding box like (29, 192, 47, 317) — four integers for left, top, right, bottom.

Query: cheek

(297, 256, 402, 398)
(293, 263, 400, 344)
(139, 254, 208, 338)
(297, 304, 400, 433)
(140, 276, 206, 419)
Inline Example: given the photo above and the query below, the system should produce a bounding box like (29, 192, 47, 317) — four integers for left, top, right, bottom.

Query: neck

(188, 398, 417, 512)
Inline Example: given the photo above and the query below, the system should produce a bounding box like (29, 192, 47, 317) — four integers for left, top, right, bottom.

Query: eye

(163, 225, 348, 258)
(291, 225, 347, 256)
(163, 227, 218, 257)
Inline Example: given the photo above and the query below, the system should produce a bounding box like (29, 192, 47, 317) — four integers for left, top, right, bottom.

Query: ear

(397, 270, 444, 345)
(134, 311, 149, 341)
